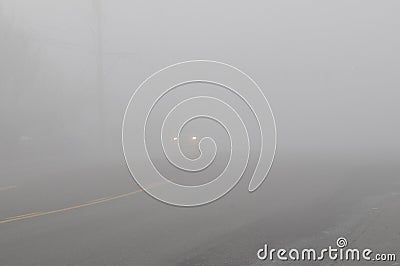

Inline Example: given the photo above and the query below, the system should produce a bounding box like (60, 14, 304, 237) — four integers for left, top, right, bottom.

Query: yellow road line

(88, 196, 115, 203)
(0, 185, 17, 191)
(0, 183, 161, 225)
(5, 212, 41, 220)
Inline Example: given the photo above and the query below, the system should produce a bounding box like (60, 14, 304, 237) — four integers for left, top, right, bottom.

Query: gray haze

(0, 1, 399, 265)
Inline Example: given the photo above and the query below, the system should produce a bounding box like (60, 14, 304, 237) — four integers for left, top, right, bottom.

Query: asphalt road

(1, 155, 399, 266)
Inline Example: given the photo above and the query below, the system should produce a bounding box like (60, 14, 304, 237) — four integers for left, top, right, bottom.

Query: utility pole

(92, 0, 106, 160)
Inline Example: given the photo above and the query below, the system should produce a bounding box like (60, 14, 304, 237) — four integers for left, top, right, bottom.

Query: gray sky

(1, 1, 399, 167)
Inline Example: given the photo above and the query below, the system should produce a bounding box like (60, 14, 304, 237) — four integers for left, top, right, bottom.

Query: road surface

(1, 155, 399, 265)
